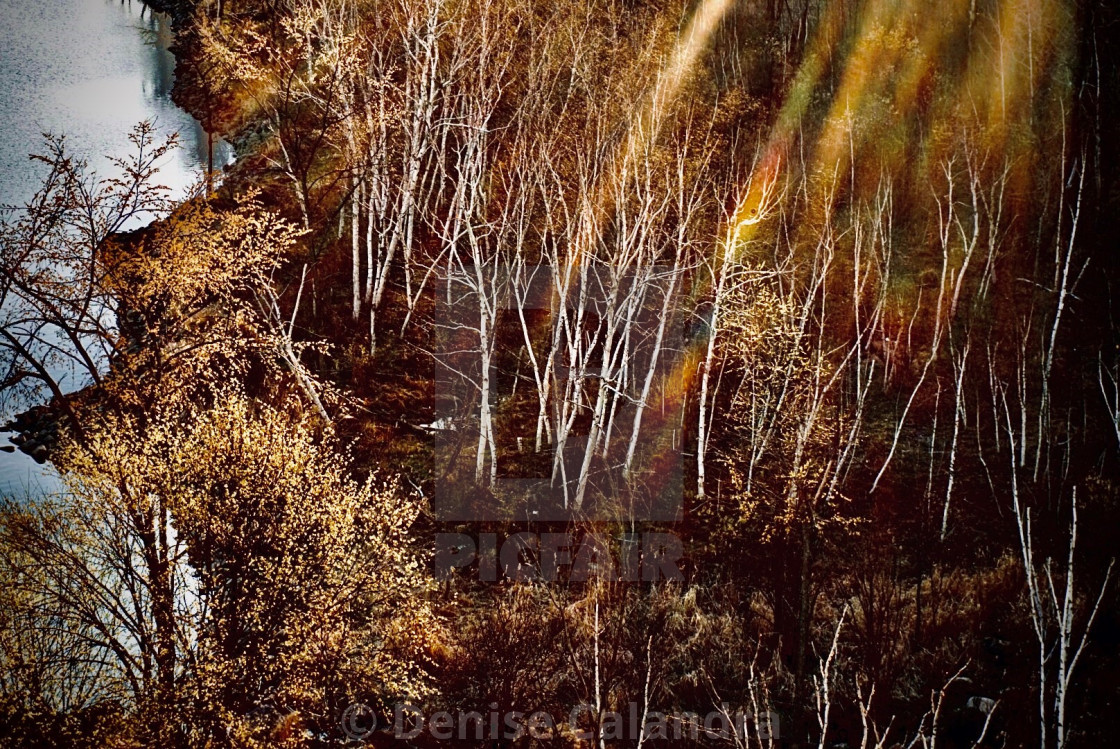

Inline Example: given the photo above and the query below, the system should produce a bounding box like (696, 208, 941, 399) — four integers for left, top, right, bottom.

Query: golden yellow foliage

(17, 392, 440, 745)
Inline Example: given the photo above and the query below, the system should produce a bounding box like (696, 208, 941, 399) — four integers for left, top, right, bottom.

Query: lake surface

(0, 0, 231, 496)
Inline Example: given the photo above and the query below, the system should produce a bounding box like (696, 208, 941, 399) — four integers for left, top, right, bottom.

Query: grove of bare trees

(2, 0, 1119, 746)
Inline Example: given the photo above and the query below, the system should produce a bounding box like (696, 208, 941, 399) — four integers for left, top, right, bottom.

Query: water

(0, 0, 232, 496)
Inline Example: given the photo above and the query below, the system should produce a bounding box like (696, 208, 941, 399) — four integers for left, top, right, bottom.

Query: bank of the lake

(0, 0, 231, 495)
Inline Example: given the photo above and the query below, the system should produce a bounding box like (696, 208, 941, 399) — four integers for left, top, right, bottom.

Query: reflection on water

(0, 0, 232, 495)
(0, 0, 232, 208)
